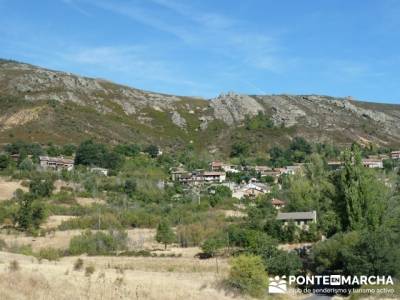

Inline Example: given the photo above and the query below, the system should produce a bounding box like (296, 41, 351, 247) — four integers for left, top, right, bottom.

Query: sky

(0, 0, 399, 103)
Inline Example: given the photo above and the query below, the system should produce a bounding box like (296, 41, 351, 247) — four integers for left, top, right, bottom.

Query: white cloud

(58, 45, 212, 92)
(76, 0, 288, 73)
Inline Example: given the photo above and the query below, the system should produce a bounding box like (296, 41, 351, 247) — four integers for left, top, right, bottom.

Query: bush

(0, 238, 7, 250)
(37, 247, 61, 261)
(227, 254, 268, 298)
(201, 234, 227, 257)
(58, 212, 122, 230)
(68, 230, 128, 255)
(119, 250, 152, 257)
(0, 154, 10, 170)
(29, 178, 54, 198)
(18, 158, 35, 171)
(85, 265, 95, 276)
(9, 260, 20, 272)
(74, 258, 84, 270)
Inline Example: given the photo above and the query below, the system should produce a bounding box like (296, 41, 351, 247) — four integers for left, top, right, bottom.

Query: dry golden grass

(0, 177, 28, 201)
(0, 228, 162, 252)
(75, 197, 105, 206)
(53, 180, 81, 193)
(219, 209, 247, 218)
(0, 251, 238, 300)
(0, 229, 82, 251)
(41, 215, 77, 230)
(0, 250, 316, 300)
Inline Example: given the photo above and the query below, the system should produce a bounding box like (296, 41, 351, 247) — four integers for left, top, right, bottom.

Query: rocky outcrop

(0, 60, 182, 114)
(171, 111, 187, 129)
(210, 92, 265, 125)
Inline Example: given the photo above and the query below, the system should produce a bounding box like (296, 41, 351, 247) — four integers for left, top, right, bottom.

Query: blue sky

(0, 0, 399, 103)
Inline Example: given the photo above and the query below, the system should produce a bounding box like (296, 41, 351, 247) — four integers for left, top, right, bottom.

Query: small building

(391, 151, 400, 160)
(261, 170, 282, 179)
(171, 168, 226, 185)
(242, 182, 270, 198)
(276, 211, 317, 229)
(222, 164, 240, 173)
(271, 198, 285, 210)
(285, 165, 303, 175)
(362, 158, 383, 169)
(210, 161, 223, 171)
(202, 171, 226, 183)
(252, 165, 273, 176)
(171, 167, 189, 181)
(90, 167, 108, 176)
(39, 156, 74, 171)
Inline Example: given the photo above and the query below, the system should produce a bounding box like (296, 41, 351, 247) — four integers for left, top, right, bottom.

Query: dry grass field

(0, 251, 235, 300)
(0, 251, 318, 300)
(0, 228, 159, 252)
(0, 177, 28, 201)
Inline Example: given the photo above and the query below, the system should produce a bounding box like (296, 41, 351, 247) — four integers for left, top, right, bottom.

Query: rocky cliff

(0, 59, 399, 152)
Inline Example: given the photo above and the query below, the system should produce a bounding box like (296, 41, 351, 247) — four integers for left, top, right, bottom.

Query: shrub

(68, 230, 128, 255)
(120, 250, 152, 257)
(74, 258, 84, 270)
(85, 265, 95, 276)
(201, 234, 227, 257)
(0, 154, 10, 170)
(37, 247, 61, 261)
(29, 178, 54, 198)
(9, 260, 20, 272)
(58, 212, 122, 230)
(18, 158, 35, 171)
(227, 254, 268, 298)
(0, 238, 7, 250)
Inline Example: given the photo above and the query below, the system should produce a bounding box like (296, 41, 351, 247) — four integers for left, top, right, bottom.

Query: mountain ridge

(1, 59, 399, 154)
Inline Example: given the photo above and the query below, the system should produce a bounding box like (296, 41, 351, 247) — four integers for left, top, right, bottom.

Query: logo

(330, 275, 341, 286)
(268, 275, 287, 294)
(267, 274, 394, 294)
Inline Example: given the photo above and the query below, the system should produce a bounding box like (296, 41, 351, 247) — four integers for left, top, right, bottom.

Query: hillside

(1, 59, 399, 154)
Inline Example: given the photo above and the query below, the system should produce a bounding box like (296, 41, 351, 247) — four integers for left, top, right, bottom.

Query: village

(0, 140, 399, 299)
(6, 149, 396, 235)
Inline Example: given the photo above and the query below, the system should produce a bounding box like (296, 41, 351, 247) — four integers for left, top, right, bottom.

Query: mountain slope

(0, 59, 399, 154)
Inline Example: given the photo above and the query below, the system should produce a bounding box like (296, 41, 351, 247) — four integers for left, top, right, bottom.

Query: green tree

(230, 142, 249, 157)
(155, 220, 175, 249)
(124, 178, 137, 197)
(18, 157, 35, 171)
(227, 254, 268, 298)
(61, 144, 77, 156)
(29, 178, 54, 198)
(114, 143, 140, 157)
(75, 140, 107, 167)
(144, 145, 159, 158)
(0, 154, 10, 170)
(335, 148, 388, 231)
(311, 229, 400, 277)
(16, 193, 47, 230)
(267, 250, 302, 276)
(103, 151, 124, 170)
(201, 234, 227, 257)
(268, 146, 292, 167)
(46, 143, 61, 156)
